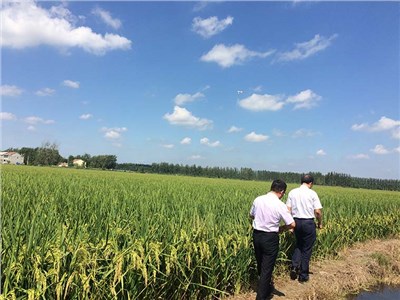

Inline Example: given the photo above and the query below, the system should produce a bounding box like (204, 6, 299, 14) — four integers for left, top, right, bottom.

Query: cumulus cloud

(192, 16, 233, 38)
(348, 153, 370, 160)
(370, 144, 390, 155)
(1, 1, 131, 55)
(35, 87, 55, 96)
(239, 93, 285, 112)
(24, 116, 55, 125)
(0, 112, 17, 121)
(163, 106, 213, 130)
(174, 92, 204, 106)
(351, 116, 400, 139)
(316, 149, 327, 156)
(201, 44, 275, 68)
(92, 7, 121, 30)
(63, 80, 80, 89)
(352, 116, 400, 132)
(228, 126, 243, 133)
(80, 114, 93, 120)
(244, 131, 269, 142)
(200, 137, 221, 147)
(286, 89, 321, 110)
(180, 137, 192, 145)
(1, 85, 23, 97)
(101, 127, 127, 139)
(189, 154, 203, 160)
(275, 34, 338, 62)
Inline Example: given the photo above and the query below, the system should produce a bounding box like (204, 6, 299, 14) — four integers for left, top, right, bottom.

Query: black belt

(253, 229, 278, 234)
(293, 217, 314, 220)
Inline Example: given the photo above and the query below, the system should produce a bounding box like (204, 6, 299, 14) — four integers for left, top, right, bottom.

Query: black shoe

(298, 277, 309, 283)
(290, 267, 298, 280)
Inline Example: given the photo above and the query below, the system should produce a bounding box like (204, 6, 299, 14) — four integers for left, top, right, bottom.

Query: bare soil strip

(225, 237, 400, 300)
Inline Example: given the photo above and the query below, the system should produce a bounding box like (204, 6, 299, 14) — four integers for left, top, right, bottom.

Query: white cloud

(162, 144, 174, 149)
(292, 129, 318, 138)
(174, 92, 204, 105)
(24, 116, 55, 125)
(35, 87, 55, 96)
(244, 131, 269, 142)
(200, 137, 221, 147)
(228, 126, 243, 133)
(1, 1, 131, 55)
(92, 7, 121, 30)
(189, 154, 203, 160)
(370, 144, 390, 155)
(1, 85, 23, 97)
(163, 106, 213, 130)
(180, 137, 192, 145)
(351, 116, 400, 139)
(286, 89, 321, 110)
(239, 93, 285, 112)
(0, 112, 17, 121)
(276, 34, 338, 62)
(101, 127, 127, 140)
(27, 125, 36, 131)
(352, 116, 400, 132)
(394, 147, 400, 153)
(63, 80, 80, 89)
(316, 149, 327, 156)
(192, 16, 233, 38)
(80, 114, 93, 120)
(348, 153, 370, 160)
(201, 44, 275, 68)
(392, 127, 400, 139)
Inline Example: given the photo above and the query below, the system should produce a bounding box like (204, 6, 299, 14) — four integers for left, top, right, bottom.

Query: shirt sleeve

(249, 203, 256, 217)
(286, 193, 292, 208)
(280, 203, 294, 225)
(313, 192, 323, 209)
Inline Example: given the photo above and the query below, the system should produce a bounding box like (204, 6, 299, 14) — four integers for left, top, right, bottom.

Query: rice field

(1, 165, 399, 299)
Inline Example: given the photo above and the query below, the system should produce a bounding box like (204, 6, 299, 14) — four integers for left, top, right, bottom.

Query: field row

(2, 166, 399, 299)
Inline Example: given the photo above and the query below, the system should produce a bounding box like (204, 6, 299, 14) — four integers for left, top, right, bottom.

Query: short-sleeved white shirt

(250, 192, 294, 233)
(286, 185, 322, 219)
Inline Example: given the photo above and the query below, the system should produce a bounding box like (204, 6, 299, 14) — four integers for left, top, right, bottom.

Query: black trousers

(291, 218, 316, 281)
(253, 230, 279, 300)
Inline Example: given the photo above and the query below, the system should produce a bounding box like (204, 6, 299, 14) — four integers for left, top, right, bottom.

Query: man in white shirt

(250, 179, 295, 300)
(286, 174, 323, 283)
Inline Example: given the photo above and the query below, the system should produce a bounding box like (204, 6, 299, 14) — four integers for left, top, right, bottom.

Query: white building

(0, 151, 24, 165)
(73, 159, 86, 168)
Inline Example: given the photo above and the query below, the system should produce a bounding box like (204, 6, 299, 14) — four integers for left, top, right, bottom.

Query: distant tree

(91, 155, 117, 169)
(35, 141, 63, 165)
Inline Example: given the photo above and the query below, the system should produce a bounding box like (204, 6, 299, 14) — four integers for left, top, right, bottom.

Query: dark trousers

(291, 218, 316, 280)
(253, 230, 279, 300)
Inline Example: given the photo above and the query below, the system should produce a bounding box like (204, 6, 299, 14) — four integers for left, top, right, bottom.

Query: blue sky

(1, 0, 399, 179)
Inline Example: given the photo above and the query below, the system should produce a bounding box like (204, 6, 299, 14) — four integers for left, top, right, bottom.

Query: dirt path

(225, 238, 400, 300)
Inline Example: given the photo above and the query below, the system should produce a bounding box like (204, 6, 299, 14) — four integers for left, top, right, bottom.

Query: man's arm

(279, 221, 295, 234)
(314, 209, 323, 229)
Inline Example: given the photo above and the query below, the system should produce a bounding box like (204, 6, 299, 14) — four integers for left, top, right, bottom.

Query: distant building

(58, 162, 68, 168)
(0, 151, 24, 165)
(73, 158, 86, 168)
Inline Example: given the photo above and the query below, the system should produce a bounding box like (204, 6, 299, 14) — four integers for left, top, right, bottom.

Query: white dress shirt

(286, 185, 322, 219)
(250, 191, 294, 232)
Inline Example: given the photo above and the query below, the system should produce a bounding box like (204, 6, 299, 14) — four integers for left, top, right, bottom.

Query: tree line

(6, 143, 117, 170)
(116, 162, 400, 191)
(4, 144, 399, 191)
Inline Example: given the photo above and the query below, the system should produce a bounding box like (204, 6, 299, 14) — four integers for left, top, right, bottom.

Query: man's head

(301, 174, 314, 185)
(270, 179, 287, 199)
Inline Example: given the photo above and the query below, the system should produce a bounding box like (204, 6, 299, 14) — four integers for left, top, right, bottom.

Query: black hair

(270, 179, 287, 193)
(301, 174, 314, 184)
